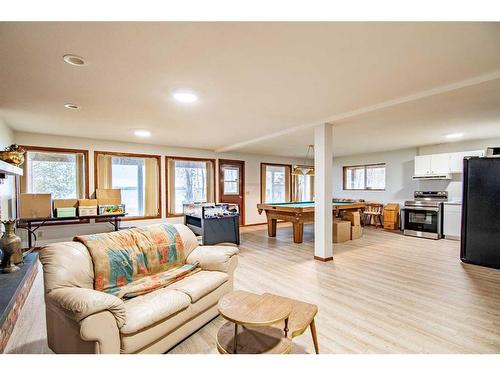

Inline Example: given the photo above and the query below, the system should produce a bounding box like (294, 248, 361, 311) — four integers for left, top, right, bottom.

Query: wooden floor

(5, 224, 500, 354)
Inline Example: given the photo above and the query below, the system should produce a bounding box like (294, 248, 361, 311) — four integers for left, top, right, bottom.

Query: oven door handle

(402, 206, 440, 212)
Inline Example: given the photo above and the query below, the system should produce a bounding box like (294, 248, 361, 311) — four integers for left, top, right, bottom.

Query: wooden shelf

(0, 160, 23, 177)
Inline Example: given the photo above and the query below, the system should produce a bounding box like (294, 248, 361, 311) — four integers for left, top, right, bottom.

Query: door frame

(218, 159, 245, 225)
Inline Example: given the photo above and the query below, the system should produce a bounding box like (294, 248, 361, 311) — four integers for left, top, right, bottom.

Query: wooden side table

(263, 293, 319, 354)
(217, 291, 293, 354)
(217, 291, 320, 354)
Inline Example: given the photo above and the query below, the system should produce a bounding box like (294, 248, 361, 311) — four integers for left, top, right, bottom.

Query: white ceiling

(237, 77, 500, 157)
(1, 22, 500, 157)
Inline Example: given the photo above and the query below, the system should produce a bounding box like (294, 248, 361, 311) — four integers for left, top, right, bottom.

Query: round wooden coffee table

(217, 290, 293, 354)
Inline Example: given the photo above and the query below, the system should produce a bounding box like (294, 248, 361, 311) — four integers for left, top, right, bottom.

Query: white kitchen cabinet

(415, 155, 432, 175)
(448, 150, 485, 173)
(443, 203, 462, 240)
(415, 150, 485, 175)
(430, 154, 451, 174)
(415, 154, 450, 175)
(448, 152, 465, 173)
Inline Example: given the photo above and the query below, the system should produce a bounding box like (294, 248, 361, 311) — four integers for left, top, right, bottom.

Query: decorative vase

(0, 220, 22, 273)
(0, 144, 25, 167)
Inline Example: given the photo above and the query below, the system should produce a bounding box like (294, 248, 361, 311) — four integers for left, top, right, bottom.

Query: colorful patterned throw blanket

(75, 224, 199, 299)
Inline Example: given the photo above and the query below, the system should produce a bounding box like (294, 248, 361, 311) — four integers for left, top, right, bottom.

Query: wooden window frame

(18, 145, 90, 226)
(165, 156, 217, 218)
(94, 151, 162, 221)
(342, 163, 386, 191)
(260, 162, 292, 204)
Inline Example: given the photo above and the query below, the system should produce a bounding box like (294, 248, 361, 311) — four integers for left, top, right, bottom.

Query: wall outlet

(37, 230, 44, 239)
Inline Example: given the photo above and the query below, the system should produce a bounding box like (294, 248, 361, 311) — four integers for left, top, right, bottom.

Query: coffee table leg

(284, 317, 289, 338)
(309, 319, 319, 354)
(233, 323, 238, 354)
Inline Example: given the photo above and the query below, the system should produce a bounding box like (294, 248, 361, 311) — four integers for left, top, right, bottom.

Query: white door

(415, 155, 432, 175)
(449, 150, 485, 173)
(443, 203, 462, 239)
(448, 152, 465, 173)
(430, 154, 451, 174)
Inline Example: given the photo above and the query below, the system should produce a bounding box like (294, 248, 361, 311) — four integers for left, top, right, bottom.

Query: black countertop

(0, 252, 39, 328)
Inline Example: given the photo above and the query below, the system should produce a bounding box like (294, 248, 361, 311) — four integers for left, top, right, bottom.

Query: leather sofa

(39, 224, 238, 354)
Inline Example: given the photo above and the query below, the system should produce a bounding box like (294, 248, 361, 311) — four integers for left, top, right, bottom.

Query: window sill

(95, 215, 162, 223)
(166, 214, 184, 218)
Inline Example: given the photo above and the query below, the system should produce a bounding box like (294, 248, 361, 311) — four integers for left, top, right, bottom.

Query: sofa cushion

(167, 271, 229, 303)
(120, 281, 232, 353)
(121, 289, 191, 334)
(186, 245, 239, 272)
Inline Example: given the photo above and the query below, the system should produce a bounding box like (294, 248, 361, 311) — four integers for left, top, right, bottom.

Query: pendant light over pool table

(292, 145, 315, 176)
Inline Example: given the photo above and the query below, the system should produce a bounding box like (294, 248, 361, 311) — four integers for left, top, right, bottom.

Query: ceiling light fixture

(172, 91, 198, 104)
(134, 129, 152, 138)
(63, 54, 86, 66)
(445, 132, 464, 139)
(64, 103, 80, 110)
(292, 145, 315, 176)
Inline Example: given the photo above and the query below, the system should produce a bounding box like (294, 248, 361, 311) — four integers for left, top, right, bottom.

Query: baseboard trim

(243, 220, 291, 227)
(242, 222, 268, 227)
(314, 256, 333, 262)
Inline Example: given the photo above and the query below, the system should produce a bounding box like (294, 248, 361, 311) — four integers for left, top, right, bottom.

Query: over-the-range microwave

(485, 147, 500, 158)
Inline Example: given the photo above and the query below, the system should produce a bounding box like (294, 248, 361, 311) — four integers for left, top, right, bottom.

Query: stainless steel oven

(401, 191, 447, 239)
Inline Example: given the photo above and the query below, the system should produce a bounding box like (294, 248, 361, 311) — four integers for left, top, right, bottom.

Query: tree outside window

(343, 164, 386, 190)
(167, 158, 215, 215)
(26, 150, 86, 199)
(261, 164, 291, 203)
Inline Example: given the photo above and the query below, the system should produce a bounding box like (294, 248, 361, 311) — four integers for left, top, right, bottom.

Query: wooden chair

(362, 203, 384, 228)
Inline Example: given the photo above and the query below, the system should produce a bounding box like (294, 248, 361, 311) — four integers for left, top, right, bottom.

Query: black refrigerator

(461, 156, 500, 269)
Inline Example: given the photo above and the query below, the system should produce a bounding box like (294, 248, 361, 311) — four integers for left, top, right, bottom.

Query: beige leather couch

(39, 224, 238, 354)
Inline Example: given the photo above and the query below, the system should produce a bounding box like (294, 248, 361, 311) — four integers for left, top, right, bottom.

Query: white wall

(0, 120, 16, 220)
(414, 137, 500, 202)
(0, 119, 13, 148)
(333, 147, 418, 205)
(417, 138, 500, 155)
(333, 137, 500, 204)
(14, 131, 303, 245)
(11, 129, 500, 245)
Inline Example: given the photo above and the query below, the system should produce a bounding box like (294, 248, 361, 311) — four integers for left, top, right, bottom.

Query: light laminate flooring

(5, 224, 500, 354)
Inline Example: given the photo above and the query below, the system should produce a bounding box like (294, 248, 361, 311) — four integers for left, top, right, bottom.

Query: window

(293, 173, 314, 201)
(20, 146, 88, 199)
(343, 163, 386, 190)
(166, 157, 215, 215)
(95, 152, 161, 218)
(223, 167, 240, 195)
(260, 163, 291, 203)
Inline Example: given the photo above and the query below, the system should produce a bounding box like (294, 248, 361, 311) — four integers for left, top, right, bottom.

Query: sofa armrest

(186, 245, 239, 273)
(47, 287, 126, 329)
(80, 311, 121, 353)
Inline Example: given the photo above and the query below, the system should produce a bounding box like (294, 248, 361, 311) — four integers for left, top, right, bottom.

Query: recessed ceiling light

(445, 132, 464, 139)
(172, 91, 198, 104)
(63, 54, 86, 66)
(64, 103, 80, 110)
(134, 129, 151, 138)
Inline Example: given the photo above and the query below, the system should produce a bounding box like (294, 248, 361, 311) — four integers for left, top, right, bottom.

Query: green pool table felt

(266, 201, 355, 208)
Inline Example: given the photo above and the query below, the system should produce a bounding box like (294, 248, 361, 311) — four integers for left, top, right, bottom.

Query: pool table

(257, 201, 366, 243)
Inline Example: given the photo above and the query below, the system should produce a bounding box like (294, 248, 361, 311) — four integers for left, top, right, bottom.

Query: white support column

(314, 123, 333, 261)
